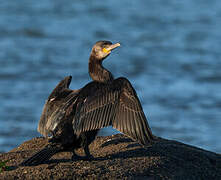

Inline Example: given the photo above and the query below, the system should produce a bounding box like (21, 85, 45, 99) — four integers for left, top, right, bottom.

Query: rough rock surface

(0, 134, 220, 179)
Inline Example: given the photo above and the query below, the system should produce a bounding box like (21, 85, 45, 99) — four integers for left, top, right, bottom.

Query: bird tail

(19, 144, 63, 166)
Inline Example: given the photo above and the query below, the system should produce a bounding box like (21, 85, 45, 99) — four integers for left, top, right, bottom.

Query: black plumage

(20, 40, 153, 166)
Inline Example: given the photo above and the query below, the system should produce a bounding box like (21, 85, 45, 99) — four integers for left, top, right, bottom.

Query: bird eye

(102, 48, 110, 53)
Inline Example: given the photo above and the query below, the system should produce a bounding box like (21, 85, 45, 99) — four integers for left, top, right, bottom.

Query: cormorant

(20, 40, 154, 166)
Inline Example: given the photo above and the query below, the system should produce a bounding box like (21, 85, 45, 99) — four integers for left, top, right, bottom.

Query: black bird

(20, 41, 154, 166)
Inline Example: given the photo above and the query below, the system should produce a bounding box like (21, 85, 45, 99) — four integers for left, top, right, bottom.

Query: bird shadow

(38, 139, 151, 165)
(45, 146, 151, 164)
(94, 147, 153, 161)
(13, 138, 155, 168)
(100, 137, 134, 148)
(12, 146, 153, 169)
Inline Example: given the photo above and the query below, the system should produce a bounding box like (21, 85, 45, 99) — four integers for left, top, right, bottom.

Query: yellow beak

(103, 43, 120, 53)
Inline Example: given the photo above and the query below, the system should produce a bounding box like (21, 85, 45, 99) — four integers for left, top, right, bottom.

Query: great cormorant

(20, 41, 153, 166)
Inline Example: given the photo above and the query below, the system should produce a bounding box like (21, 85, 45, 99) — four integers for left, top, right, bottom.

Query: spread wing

(38, 76, 79, 137)
(73, 77, 153, 145)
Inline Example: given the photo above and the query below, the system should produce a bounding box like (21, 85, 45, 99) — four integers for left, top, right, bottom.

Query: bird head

(91, 40, 120, 60)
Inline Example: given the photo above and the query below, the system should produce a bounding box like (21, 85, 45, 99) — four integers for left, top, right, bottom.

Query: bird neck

(89, 54, 114, 83)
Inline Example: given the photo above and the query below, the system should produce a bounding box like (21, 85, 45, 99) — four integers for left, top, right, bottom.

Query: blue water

(0, 1, 221, 153)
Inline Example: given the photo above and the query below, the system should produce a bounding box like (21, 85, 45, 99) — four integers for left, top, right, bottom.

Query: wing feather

(38, 76, 79, 137)
(73, 78, 153, 145)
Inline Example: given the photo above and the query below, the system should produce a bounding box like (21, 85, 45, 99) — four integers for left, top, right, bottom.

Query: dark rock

(0, 134, 220, 179)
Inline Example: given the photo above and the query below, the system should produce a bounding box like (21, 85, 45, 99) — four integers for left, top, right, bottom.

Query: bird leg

(71, 146, 94, 161)
(71, 150, 84, 161)
(83, 145, 94, 160)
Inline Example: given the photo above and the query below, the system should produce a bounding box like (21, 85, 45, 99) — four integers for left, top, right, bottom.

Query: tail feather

(20, 144, 63, 166)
